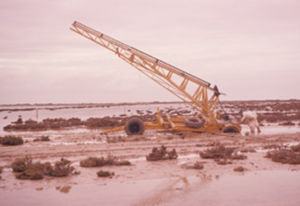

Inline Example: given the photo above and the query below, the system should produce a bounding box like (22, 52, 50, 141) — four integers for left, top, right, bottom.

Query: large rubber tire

(223, 125, 240, 133)
(125, 116, 145, 135)
(184, 118, 204, 129)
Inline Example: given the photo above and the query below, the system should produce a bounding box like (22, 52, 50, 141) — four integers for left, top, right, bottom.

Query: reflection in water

(135, 176, 198, 206)
(0, 171, 300, 206)
(241, 124, 300, 136)
(166, 171, 300, 206)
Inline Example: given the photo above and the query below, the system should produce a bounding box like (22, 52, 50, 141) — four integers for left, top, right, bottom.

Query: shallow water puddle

(242, 125, 300, 136)
(1, 171, 300, 206)
(166, 170, 300, 206)
(0, 178, 171, 206)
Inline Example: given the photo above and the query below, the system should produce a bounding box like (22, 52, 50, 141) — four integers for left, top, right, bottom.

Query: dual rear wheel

(124, 116, 239, 135)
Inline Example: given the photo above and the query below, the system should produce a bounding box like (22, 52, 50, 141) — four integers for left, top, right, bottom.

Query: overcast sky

(0, 0, 299, 104)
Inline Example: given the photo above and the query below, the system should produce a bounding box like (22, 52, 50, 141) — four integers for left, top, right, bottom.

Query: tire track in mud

(0, 136, 235, 160)
(1, 133, 300, 162)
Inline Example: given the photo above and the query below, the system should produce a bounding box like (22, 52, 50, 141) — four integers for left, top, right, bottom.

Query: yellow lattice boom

(70, 21, 241, 134)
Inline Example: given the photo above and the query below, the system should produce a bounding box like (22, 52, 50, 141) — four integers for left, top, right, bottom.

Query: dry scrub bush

(279, 121, 296, 126)
(234, 166, 246, 172)
(240, 148, 256, 153)
(266, 149, 300, 164)
(4, 115, 158, 132)
(0, 166, 3, 179)
(11, 157, 74, 180)
(11, 157, 32, 172)
(0, 136, 23, 146)
(146, 145, 178, 161)
(85, 117, 123, 128)
(49, 159, 74, 177)
(193, 161, 204, 169)
(97, 170, 114, 177)
(33, 136, 50, 142)
(80, 156, 131, 167)
(291, 144, 300, 152)
(263, 144, 283, 150)
(182, 161, 204, 170)
(200, 145, 247, 165)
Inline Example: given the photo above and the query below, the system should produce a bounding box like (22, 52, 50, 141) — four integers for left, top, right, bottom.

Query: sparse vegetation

(0, 166, 3, 179)
(200, 145, 247, 165)
(48, 158, 74, 177)
(146, 145, 178, 161)
(15, 165, 45, 180)
(34, 136, 50, 142)
(3, 117, 124, 131)
(263, 144, 283, 150)
(11, 157, 32, 172)
(114, 160, 131, 166)
(240, 148, 256, 153)
(3, 113, 158, 132)
(182, 161, 204, 169)
(85, 117, 123, 128)
(11, 157, 74, 180)
(193, 161, 204, 169)
(3, 100, 300, 132)
(257, 112, 300, 123)
(2, 100, 300, 186)
(4, 118, 83, 131)
(80, 157, 112, 167)
(80, 156, 131, 167)
(291, 144, 300, 152)
(279, 121, 296, 126)
(97, 170, 114, 177)
(0, 136, 24, 146)
(266, 149, 300, 164)
(234, 166, 246, 172)
(12, 158, 52, 180)
(200, 145, 235, 159)
(216, 159, 232, 165)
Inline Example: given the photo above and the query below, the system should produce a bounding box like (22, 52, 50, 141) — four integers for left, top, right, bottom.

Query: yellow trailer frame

(70, 21, 241, 134)
(102, 108, 241, 134)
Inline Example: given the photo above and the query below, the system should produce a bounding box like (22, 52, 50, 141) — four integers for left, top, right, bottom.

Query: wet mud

(0, 100, 300, 205)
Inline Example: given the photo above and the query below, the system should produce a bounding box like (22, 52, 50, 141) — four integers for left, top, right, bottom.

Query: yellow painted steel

(102, 108, 241, 134)
(70, 21, 241, 134)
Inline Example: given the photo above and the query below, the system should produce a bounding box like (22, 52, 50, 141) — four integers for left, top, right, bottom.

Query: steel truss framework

(70, 21, 220, 120)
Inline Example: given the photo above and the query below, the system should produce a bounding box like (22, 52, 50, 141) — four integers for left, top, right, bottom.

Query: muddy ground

(1, 99, 300, 205)
(0, 129, 300, 205)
